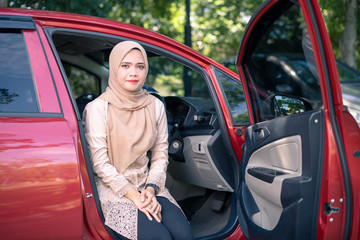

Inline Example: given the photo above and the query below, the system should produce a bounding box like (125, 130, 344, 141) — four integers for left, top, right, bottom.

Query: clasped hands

(126, 187, 162, 222)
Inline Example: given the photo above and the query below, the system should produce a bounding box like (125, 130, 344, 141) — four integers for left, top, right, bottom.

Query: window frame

(213, 66, 249, 126)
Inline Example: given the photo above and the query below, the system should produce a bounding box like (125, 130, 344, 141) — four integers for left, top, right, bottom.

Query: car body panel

(24, 30, 61, 113)
(235, 0, 359, 239)
(0, 117, 82, 239)
(336, 106, 360, 239)
(301, 0, 359, 238)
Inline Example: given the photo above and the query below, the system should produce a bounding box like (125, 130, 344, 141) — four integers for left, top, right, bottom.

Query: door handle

(253, 127, 269, 143)
(254, 129, 264, 142)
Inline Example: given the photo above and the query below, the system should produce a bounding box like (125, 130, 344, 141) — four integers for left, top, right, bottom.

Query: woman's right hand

(141, 189, 162, 222)
(125, 188, 162, 222)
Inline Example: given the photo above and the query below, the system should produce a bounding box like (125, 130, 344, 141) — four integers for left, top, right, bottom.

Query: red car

(0, 0, 359, 239)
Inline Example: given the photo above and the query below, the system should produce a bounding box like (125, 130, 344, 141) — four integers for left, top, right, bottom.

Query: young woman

(83, 41, 193, 240)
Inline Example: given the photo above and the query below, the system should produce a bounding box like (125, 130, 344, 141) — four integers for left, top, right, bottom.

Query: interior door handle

(253, 127, 269, 143)
(254, 129, 264, 142)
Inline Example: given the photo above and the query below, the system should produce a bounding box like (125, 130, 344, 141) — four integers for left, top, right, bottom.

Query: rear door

(0, 16, 82, 239)
(235, 0, 355, 239)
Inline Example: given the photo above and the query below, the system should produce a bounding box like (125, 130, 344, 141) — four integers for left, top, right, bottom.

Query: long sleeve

(83, 99, 134, 197)
(146, 99, 169, 192)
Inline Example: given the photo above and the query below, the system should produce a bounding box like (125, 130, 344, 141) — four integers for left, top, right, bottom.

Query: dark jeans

(137, 197, 193, 240)
(114, 197, 193, 240)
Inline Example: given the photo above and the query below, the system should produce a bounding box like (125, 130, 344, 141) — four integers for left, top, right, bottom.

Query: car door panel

(245, 134, 302, 230)
(239, 110, 324, 239)
(233, 0, 358, 238)
(0, 118, 83, 239)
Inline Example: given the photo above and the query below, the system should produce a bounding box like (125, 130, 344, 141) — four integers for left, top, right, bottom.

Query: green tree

(106, 0, 183, 41)
(8, 0, 260, 63)
(8, 0, 359, 70)
(319, 0, 359, 69)
(339, 0, 357, 69)
(9, 0, 111, 17)
(191, 0, 262, 61)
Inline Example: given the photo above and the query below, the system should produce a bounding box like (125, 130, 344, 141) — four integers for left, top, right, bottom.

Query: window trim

(0, 15, 35, 30)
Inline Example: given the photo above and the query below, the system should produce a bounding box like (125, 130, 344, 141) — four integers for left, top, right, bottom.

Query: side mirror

(262, 94, 312, 120)
(273, 95, 308, 117)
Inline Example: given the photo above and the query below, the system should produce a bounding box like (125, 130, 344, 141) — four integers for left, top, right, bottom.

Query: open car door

(235, 0, 359, 239)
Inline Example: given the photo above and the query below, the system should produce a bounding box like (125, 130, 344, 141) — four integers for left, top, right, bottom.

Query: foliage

(8, 0, 261, 63)
(0, 88, 19, 104)
(9, 0, 112, 17)
(318, 0, 359, 68)
(192, 0, 262, 61)
(8, 0, 359, 69)
(147, 55, 185, 96)
(106, 0, 184, 41)
(63, 63, 100, 99)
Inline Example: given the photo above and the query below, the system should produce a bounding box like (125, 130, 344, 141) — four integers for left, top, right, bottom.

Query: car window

(64, 63, 101, 99)
(336, 61, 360, 83)
(147, 55, 210, 98)
(49, 30, 214, 117)
(0, 30, 38, 113)
(63, 63, 101, 116)
(286, 59, 319, 87)
(214, 68, 249, 126)
(245, 4, 323, 122)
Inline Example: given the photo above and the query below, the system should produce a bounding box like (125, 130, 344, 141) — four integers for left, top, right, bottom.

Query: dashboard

(165, 96, 218, 136)
(164, 96, 234, 192)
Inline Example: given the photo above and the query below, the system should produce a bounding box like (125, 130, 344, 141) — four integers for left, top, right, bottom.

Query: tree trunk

(339, 0, 357, 69)
(0, 0, 8, 7)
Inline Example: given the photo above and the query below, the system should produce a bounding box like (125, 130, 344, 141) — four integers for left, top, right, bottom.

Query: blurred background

(1, 0, 359, 72)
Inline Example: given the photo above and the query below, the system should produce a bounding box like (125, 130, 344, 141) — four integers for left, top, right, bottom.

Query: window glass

(63, 63, 101, 116)
(0, 30, 38, 113)
(147, 55, 210, 98)
(245, 4, 323, 122)
(64, 63, 101, 99)
(336, 61, 360, 83)
(215, 68, 249, 125)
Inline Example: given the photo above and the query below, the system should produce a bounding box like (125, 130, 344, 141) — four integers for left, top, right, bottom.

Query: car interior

(47, 29, 239, 239)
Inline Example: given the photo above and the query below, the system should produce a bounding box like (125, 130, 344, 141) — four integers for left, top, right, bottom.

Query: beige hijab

(99, 41, 156, 173)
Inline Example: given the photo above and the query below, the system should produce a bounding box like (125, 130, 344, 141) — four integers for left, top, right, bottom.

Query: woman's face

(116, 49, 147, 92)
